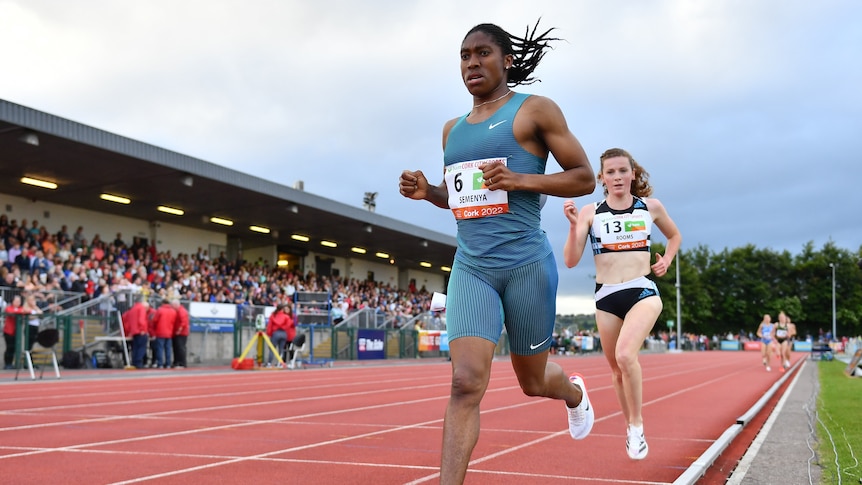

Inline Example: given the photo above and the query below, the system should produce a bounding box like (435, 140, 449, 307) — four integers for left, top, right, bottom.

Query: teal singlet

(443, 93, 550, 270)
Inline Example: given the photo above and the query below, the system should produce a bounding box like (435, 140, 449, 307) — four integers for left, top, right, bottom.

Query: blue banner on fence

(188, 302, 237, 333)
(357, 328, 386, 360)
(190, 319, 234, 333)
(720, 340, 741, 351)
(793, 341, 813, 351)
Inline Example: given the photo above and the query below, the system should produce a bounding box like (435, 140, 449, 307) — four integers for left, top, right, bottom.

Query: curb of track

(672, 357, 805, 484)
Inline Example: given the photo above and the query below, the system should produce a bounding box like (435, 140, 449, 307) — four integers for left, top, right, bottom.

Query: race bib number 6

(445, 158, 509, 220)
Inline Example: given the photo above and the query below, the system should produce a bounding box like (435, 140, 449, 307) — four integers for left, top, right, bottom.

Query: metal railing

(1, 287, 89, 311)
(2, 292, 462, 369)
(334, 308, 378, 329)
(334, 308, 435, 330)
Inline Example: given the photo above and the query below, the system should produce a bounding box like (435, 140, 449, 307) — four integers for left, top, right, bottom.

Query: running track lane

(0, 351, 802, 484)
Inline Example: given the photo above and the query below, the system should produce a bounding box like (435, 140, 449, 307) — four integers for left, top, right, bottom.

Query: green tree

(793, 241, 862, 339)
(674, 244, 717, 336)
(558, 241, 862, 340)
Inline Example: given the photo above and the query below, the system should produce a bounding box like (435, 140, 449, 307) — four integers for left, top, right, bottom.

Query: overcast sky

(1, 0, 859, 314)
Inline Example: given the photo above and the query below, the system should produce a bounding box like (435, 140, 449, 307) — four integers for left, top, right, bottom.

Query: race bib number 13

(445, 158, 509, 220)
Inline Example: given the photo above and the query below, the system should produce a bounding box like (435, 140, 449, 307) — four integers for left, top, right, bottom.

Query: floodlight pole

(830, 263, 836, 341)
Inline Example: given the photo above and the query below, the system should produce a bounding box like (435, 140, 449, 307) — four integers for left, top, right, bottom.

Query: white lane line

(1, 357, 754, 484)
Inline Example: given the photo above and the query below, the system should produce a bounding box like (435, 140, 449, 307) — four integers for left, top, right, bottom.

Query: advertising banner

(357, 328, 386, 360)
(419, 330, 449, 352)
(418, 330, 440, 351)
(189, 302, 236, 333)
(720, 340, 741, 351)
(742, 341, 762, 351)
(440, 331, 449, 352)
(793, 341, 813, 351)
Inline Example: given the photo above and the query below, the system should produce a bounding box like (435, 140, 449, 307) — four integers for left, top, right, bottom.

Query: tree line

(558, 241, 862, 340)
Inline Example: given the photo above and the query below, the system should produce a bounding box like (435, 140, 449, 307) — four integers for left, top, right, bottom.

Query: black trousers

(172, 335, 187, 367)
(27, 325, 39, 350)
(3, 332, 15, 366)
(131, 334, 149, 368)
(144, 339, 158, 366)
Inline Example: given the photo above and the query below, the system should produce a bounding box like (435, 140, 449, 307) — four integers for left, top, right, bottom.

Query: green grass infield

(817, 359, 862, 484)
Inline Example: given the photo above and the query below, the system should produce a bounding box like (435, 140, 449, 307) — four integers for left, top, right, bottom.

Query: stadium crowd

(0, 213, 437, 327)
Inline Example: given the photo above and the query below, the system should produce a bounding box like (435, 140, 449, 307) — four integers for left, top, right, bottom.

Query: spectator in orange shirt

(40, 233, 58, 256)
(171, 299, 190, 368)
(151, 301, 177, 369)
(91, 241, 105, 262)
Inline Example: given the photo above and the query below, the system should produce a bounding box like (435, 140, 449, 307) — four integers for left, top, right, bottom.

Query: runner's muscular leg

(615, 297, 662, 427)
(511, 351, 584, 408)
(596, 310, 629, 422)
(440, 336, 497, 485)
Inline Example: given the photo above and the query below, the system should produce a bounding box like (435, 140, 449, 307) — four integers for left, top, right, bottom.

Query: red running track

(0, 351, 802, 484)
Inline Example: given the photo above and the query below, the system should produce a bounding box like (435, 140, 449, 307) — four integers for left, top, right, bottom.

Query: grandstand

(0, 98, 458, 368)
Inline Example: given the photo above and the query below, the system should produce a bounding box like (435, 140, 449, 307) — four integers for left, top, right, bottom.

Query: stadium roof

(0, 98, 457, 271)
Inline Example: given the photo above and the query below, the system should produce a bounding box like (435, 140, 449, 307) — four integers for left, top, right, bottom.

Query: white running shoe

(626, 424, 649, 460)
(766, 365, 772, 372)
(566, 373, 594, 440)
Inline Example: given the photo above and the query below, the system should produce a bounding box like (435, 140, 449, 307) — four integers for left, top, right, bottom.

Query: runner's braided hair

(598, 148, 654, 198)
(466, 19, 560, 86)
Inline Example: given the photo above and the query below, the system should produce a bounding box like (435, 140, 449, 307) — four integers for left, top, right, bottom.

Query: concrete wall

(188, 330, 236, 364)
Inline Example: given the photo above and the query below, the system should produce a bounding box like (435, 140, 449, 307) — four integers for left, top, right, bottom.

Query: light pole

(829, 263, 836, 340)
(676, 255, 681, 349)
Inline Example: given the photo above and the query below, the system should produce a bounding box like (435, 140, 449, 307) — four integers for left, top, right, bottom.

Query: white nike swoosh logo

(488, 120, 507, 129)
(530, 336, 551, 350)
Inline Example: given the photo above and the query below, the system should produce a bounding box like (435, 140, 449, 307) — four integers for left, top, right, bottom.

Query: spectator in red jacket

(122, 300, 150, 369)
(121, 306, 135, 340)
(265, 303, 294, 367)
(3, 295, 25, 369)
(171, 299, 190, 368)
(151, 301, 177, 369)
